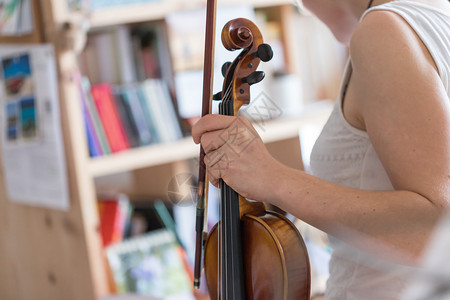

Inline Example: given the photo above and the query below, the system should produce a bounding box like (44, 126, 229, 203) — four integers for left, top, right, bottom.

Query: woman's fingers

(200, 130, 227, 153)
(192, 114, 237, 144)
(204, 149, 229, 186)
(193, 114, 267, 195)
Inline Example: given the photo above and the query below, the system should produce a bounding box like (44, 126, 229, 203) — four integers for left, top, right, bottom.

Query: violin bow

(194, 0, 217, 289)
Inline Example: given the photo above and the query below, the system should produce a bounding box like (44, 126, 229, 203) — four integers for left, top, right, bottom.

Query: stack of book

(106, 229, 193, 298)
(78, 77, 183, 157)
(98, 193, 132, 247)
(0, 0, 33, 36)
(98, 195, 193, 298)
(78, 24, 173, 87)
(77, 23, 183, 156)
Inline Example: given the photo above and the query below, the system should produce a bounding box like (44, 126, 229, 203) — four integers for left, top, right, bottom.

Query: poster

(0, 45, 69, 211)
(2, 53, 38, 142)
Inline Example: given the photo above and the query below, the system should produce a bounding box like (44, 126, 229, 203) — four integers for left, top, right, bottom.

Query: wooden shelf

(88, 100, 333, 177)
(87, 0, 292, 28)
(89, 137, 198, 177)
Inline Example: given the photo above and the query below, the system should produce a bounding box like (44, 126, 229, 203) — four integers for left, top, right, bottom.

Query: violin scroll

(219, 18, 273, 116)
(221, 18, 258, 51)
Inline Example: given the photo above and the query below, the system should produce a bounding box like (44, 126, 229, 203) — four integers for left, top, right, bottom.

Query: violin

(194, 1, 311, 299)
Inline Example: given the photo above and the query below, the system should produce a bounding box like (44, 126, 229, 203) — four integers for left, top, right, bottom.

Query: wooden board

(0, 1, 109, 299)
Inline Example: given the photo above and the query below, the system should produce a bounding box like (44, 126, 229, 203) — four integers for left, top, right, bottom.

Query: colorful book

(121, 84, 154, 146)
(77, 76, 102, 157)
(91, 84, 130, 153)
(98, 194, 131, 247)
(112, 87, 140, 148)
(154, 79, 183, 141)
(136, 82, 163, 143)
(140, 79, 181, 143)
(81, 77, 111, 154)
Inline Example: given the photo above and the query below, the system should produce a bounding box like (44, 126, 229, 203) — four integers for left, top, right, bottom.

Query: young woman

(192, 0, 450, 298)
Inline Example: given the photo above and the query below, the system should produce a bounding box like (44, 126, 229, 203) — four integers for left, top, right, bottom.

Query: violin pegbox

(219, 18, 273, 116)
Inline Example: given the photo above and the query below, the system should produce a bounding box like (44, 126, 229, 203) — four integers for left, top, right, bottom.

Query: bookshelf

(0, 1, 337, 300)
(89, 101, 332, 178)
(86, 0, 293, 28)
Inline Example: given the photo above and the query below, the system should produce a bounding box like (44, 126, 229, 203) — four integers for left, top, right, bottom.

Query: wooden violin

(194, 2, 311, 299)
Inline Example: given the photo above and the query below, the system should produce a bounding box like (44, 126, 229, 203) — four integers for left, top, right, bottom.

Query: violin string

(225, 93, 232, 299)
(218, 182, 221, 300)
(228, 95, 237, 298)
(219, 100, 224, 299)
(221, 98, 228, 299)
(217, 101, 221, 299)
(221, 81, 233, 106)
(225, 97, 230, 299)
(217, 82, 235, 299)
(230, 190, 236, 297)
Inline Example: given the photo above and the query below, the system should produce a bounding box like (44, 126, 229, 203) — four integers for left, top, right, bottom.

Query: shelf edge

(87, 0, 293, 29)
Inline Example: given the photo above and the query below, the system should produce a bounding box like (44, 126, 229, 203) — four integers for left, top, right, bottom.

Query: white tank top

(309, 1, 450, 299)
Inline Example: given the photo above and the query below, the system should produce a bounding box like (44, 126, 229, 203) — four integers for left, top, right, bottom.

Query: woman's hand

(192, 114, 281, 202)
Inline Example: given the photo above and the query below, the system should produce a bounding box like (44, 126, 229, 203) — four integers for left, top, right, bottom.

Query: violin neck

(220, 180, 246, 299)
(218, 98, 246, 299)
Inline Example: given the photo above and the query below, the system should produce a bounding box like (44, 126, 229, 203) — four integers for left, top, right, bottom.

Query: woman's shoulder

(347, 5, 445, 136)
(349, 8, 437, 77)
(350, 0, 450, 64)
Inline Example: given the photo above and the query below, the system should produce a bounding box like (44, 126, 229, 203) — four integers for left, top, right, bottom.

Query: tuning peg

(242, 71, 265, 86)
(213, 91, 222, 100)
(221, 62, 232, 77)
(257, 44, 273, 62)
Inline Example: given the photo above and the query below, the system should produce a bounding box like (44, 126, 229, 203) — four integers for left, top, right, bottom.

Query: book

(98, 193, 131, 247)
(91, 84, 130, 153)
(112, 87, 140, 148)
(81, 27, 137, 85)
(78, 39, 102, 85)
(78, 77, 102, 157)
(125, 199, 175, 239)
(0, 0, 33, 36)
(131, 24, 174, 89)
(130, 30, 147, 82)
(136, 82, 162, 143)
(93, 31, 121, 84)
(114, 25, 137, 84)
(81, 77, 111, 154)
(121, 84, 154, 146)
(154, 79, 183, 140)
(153, 22, 175, 91)
(140, 79, 182, 143)
(106, 229, 193, 298)
(137, 28, 161, 79)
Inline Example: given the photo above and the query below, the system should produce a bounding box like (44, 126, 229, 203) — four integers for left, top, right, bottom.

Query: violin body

(204, 203, 311, 299)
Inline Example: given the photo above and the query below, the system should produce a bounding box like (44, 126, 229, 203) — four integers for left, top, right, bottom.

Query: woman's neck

(346, 0, 393, 20)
